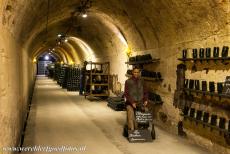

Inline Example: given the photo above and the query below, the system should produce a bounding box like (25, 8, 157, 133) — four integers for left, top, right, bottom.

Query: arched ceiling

(1, 0, 229, 62)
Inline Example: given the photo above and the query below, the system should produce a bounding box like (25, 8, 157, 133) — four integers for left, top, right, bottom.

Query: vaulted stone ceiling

(1, 0, 229, 63)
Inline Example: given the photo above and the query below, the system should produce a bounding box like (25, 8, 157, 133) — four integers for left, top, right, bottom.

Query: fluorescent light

(58, 34, 62, 37)
(64, 39, 68, 42)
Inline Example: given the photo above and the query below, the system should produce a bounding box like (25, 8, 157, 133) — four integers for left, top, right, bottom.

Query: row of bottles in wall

(126, 53, 163, 104)
(184, 79, 225, 94)
(183, 107, 230, 133)
(181, 46, 229, 59)
(175, 45, 230, 147)
(126, 69, 162, 80)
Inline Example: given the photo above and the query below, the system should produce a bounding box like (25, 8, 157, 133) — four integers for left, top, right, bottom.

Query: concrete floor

(22, 76, 210, 154)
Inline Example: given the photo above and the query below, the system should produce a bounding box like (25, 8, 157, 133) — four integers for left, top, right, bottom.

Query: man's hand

(144, 101, 148, 106)
(132, 103, 136, 109)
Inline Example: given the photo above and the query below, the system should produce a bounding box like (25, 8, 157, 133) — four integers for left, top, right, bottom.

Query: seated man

(124, 66, 148, 130)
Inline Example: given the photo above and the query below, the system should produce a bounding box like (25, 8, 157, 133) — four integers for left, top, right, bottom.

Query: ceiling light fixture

(81, 10, 88, 18)
(82, 13, 87, 18)
(56, 34, 68, 44)
(50, 0, 92, 51)
(78, 0, 92, 18)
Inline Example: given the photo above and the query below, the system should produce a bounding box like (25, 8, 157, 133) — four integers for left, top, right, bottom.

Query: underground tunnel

(0, 0, 230, 154)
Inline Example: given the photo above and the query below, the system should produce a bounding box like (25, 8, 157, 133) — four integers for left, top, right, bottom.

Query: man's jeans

(126, 104, 148, 130)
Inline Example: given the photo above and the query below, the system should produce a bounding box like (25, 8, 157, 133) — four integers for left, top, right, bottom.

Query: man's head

(132, 67, 140, 78)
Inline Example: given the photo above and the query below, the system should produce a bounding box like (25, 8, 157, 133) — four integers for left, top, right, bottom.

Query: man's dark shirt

(124, 76, 148, 105)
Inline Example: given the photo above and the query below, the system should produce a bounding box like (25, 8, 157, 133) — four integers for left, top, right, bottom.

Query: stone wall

(0, 0, 230, 153)
(0, 26, 35, 153)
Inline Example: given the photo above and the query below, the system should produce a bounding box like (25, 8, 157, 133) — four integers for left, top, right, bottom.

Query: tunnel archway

(27, 10, 131, 65)
(0, 1, 230, 153)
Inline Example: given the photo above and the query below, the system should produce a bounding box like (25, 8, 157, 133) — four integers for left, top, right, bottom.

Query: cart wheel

(151, 125, 156, 140)
(123, 124, 128, 138)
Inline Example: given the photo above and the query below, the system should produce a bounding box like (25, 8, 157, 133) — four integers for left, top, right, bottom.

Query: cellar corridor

(1, 0, 230, 153)
(21, 76, 209, 154)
